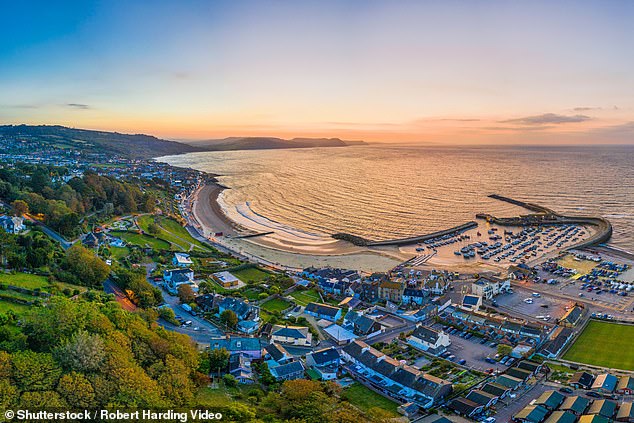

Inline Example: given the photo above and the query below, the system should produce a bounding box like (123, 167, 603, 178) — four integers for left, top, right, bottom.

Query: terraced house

(341, 339, 452, 408)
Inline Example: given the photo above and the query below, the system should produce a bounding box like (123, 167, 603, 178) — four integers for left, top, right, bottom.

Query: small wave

(235, 202, 328, 240)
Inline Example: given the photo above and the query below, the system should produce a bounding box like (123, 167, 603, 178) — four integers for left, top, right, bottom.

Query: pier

(332, 221, 478, 247)
(481, 194, 612, 249)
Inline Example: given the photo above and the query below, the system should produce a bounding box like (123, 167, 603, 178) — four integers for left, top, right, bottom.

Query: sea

(159, 144, 634, 252)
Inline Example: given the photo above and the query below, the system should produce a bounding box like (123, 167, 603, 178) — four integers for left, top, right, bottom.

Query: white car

(524, 298, 534, 304)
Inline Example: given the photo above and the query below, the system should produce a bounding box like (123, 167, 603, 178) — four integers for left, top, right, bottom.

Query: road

(103, 279, 137, 311)
(25, 214, 74, 249)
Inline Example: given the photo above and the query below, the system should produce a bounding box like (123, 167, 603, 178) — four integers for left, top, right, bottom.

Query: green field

(231, 267, 270, 283)
(290, 288, 321, 306)
(563, 320, 634, 370)
(0, 301, 30, 314)
(110, 246, 131, 260)
(341, 383, 399, 417)
(0, 273, 50, 290)
(260, 297, 291, 312)
(111, 230, 171, 250)
(137, 215, 211, 251)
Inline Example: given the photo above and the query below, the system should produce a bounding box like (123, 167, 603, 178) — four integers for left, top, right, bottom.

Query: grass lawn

(111, 230, 171, 250)
(558, 254, 598, 275)
(231, 267, 270, 283)
(0, 300, 31, 314)
(261, 297, 291, 313)
(290, 288, 321, 306)
(341, 383, 400, 417)
(195, 384, 260, 407)
(0, 273, 50, 290)
(242, 287, 263, 301)
(138, 215, 212, 252)
(563, 320, 634, 370)
(110, 246, 130, 260)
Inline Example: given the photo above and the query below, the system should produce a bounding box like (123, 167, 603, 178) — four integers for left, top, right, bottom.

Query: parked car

(586, 392, 602, 398)
(559, 387, 573, 394)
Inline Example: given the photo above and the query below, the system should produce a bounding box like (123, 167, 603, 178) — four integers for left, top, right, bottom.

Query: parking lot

(494, 287, 572, 323)
(431, 323, 509, 372)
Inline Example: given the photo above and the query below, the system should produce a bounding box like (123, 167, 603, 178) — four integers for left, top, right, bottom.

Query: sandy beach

(190, 183, 407, 272)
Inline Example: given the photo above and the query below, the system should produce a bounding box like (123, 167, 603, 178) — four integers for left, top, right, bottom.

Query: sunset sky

(1, 0, 634, 144)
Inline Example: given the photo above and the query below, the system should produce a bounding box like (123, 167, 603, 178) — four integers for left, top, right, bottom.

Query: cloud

(502, 113, 591, 125)
(573, 107, 601, 112)
(65, 103, 91, 110)
(484, 125, 555, 132)
(437, 118, 481, 122)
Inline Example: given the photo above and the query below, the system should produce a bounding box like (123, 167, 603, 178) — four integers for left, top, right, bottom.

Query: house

(534, 390, 565, 411)
(506, 367, 533, 381)
(304, 302, 342, 322)
(195, 293, 219, 313)
(578, 415, 611, 423)
(616, 402, 634, 422)
(559, 396, 590, 416)
(559, 305, 583, 326)
(82, 231, 101, 248)
(495, 374, 524, 390)
(540, 327, 573, 358)
(518, 361, 543, 375)
(210, 336, 263, 359)
(218, 297, 260, 334)
(591, 374, 618, 393)
(466, 389, 498, 408)
(0, 215, 25, 234)
(481, 382, 511, 399)
(264, 343, 293, 365)
(416, 415, 453, 423)
(461, 294, 482, 311)
(378, 281, 403, 302)
(448, 397, 482, 418)
(402, 304, 438, 322)
(305, 347, 341, 380)
(323, 324, 357, 345)
(341, 340, 452, 408)
(228, 353, 255, 384)
(172, 252, 193, 267)
(359, 280, 379, 302)
(397, 402, 420, 418)
(402, 288, 428, 305)
(513, 405, 549, 423)
(569, 372, 595, 390)
(269, 325, 312, 346)
(587, 399, 617, 418)
(408, 326, 451, 355)
(269, 361, 305, 381)
(163, 268, 195, 291)
(471, 276, 510, 300)
(544, 411, 577, 423)
(617, 376, 634, 395)
(213, 271, 242, 289)
(344, 311, 382, 336)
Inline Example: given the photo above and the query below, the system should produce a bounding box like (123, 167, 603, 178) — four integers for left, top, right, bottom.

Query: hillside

(0, 125, 366, 158)
(0, 125, 202, 159)
(186, 136, 366, 151)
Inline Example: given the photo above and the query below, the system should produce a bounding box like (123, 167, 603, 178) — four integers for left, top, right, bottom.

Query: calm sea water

(160, 145, 634, 252)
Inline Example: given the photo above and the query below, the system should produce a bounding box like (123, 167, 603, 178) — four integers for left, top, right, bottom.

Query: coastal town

(0, 128, 633, 422)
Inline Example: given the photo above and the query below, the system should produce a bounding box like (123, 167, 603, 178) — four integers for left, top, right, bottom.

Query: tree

(220, 309, 238, 329)
(54, 331, 105, 373)
(208, 348, 230, 379)
(11, 350, 62, 391)
(11, 199, 28, 216)
(64, 245, 110, 287)
(178, 284, 195, 304)
(147, 222, 161, 235)
(56, 372, 96, 408)
(223, 373, 238, 387)
(158, 307, 179, 325)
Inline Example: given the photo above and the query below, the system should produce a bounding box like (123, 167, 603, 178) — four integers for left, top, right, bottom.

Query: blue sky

(1, 0, 634, 143)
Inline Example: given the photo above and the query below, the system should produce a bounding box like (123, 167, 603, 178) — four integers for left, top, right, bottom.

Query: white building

(471, 276, 511, 300)
(408, 326, 451, 355)
(172, 252, 193, 267)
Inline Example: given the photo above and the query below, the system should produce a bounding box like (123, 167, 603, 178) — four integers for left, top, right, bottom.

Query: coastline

(186, 181, 407, 272)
